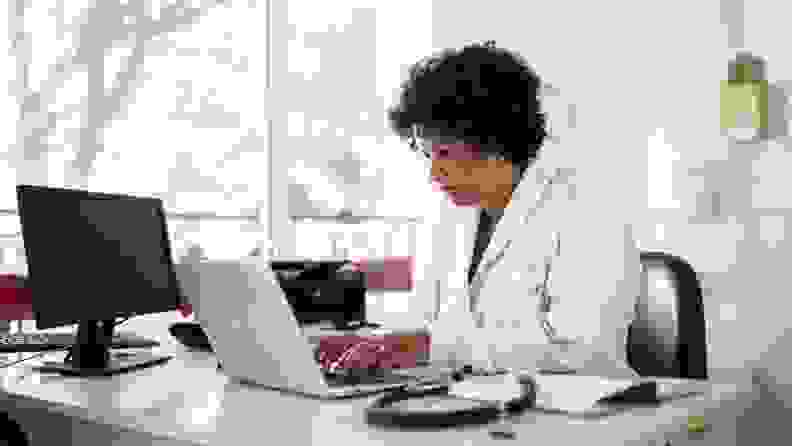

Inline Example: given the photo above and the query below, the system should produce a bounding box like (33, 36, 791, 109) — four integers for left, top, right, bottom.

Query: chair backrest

(626, 251, 708, 379)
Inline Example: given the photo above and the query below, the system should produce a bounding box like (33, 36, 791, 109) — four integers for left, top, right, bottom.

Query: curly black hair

(386, 41, 548, 166)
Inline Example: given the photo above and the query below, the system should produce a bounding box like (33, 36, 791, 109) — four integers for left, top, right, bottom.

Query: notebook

(448, 373, 658, 415)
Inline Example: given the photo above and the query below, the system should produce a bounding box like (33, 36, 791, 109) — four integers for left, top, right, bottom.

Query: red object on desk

(0, 274, 34, 320)
(177, 303, 193, 318)
(350, 256, 414, 291)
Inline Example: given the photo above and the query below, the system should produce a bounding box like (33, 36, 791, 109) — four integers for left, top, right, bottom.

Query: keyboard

(324, 369, 412, 387)
(0, 332, 160, 352)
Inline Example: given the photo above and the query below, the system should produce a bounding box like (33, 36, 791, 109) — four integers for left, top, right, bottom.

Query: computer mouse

(168, 322, 213, 352)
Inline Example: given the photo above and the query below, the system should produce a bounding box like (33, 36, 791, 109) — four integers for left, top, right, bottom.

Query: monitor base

(36, 351, 172, 377)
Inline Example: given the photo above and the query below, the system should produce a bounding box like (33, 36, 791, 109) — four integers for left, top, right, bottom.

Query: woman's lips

(445, 189, 480, 206)
(432, 182, 480, 206)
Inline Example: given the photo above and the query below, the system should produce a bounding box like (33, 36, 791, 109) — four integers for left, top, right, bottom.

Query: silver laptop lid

(181, 259, 327, 395)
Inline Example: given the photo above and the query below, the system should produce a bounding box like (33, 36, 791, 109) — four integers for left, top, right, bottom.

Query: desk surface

(0, 312, 757, 446)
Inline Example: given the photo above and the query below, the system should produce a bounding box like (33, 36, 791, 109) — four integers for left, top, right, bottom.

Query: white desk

(0, 312, 758, 446)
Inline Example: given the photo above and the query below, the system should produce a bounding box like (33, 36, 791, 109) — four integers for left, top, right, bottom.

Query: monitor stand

(35, 319, 172, 377)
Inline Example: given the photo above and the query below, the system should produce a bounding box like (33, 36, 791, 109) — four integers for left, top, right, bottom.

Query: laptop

(179, 258, 417, 398)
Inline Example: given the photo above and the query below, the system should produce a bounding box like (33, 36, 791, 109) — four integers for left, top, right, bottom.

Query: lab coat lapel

(469, 160, 558, 297)
(433, 201, 479, 296)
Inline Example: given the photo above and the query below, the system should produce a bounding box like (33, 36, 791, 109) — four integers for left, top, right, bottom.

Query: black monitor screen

(17, 185, 182, 329)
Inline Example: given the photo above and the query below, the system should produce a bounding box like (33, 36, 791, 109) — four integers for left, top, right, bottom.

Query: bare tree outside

(8, 0, 226, 187)
(3, 0, 271, 260)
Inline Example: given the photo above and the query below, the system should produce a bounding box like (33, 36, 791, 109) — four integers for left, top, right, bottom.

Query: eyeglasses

(409, 140, 430, 160)
(408, 124, 434, 160)
(408, 125, 506, 163)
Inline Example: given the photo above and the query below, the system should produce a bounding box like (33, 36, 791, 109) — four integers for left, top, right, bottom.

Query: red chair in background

(0, 273, 194, 322)
(0, 274, 34, 322)
(349, 256, 414, 291)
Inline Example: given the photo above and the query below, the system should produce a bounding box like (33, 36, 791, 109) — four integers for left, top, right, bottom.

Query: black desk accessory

(169, 322, 213, 352)
(597, 380, 659, 404)
(365, 367, 536, 429)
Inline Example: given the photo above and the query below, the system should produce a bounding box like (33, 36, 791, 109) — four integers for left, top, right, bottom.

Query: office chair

(626, 251, 708, 379)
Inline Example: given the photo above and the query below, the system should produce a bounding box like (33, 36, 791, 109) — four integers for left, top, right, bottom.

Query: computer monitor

(16, 185, 182, 376)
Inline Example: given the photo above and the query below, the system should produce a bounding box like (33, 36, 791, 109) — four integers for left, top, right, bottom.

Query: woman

(386, 41, 640, 378)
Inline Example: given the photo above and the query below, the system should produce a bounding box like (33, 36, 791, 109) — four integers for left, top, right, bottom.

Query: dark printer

(270, 260, 378, 331)
(170, 260, 378, 350)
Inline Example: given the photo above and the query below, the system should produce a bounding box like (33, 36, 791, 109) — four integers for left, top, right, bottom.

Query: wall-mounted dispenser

(721, 52, 768, 143)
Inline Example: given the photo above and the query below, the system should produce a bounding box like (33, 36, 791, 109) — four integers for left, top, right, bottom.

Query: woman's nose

(430, 159, 449, 183)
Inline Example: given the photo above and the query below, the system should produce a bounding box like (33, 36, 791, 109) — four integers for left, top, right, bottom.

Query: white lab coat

(424, 153, 640, 379)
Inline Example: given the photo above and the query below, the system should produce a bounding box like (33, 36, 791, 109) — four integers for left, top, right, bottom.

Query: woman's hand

(316, 335, 427, 372)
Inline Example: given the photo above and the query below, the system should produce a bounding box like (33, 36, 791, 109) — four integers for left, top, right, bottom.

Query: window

(1, 1, 271, 268)
(2, 1, 269, 210)
(277, 0, 433, 221)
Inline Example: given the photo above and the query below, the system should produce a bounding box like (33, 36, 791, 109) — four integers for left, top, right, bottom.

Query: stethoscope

(466, 169, 573, 347)
(535, 231, 576, 347)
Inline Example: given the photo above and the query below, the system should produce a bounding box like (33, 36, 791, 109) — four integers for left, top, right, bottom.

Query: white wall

(431, 0, 792, 430)
(735, 0, 792, 423)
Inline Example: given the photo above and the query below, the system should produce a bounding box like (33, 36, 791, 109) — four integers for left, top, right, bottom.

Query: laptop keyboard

(323, 370, 411, 387)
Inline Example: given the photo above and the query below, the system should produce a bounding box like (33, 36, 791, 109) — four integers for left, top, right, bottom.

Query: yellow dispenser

(720, 52, 768, 142)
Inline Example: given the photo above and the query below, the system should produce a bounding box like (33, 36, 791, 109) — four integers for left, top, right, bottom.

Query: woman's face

(420, 133, 518, 209)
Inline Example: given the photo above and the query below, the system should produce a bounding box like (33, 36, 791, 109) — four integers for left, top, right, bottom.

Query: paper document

(532, 375, 649, 413)
(448, 374, 525, 403)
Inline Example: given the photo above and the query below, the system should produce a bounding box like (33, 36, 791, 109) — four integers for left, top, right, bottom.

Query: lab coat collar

(470, 153, 562, 286)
